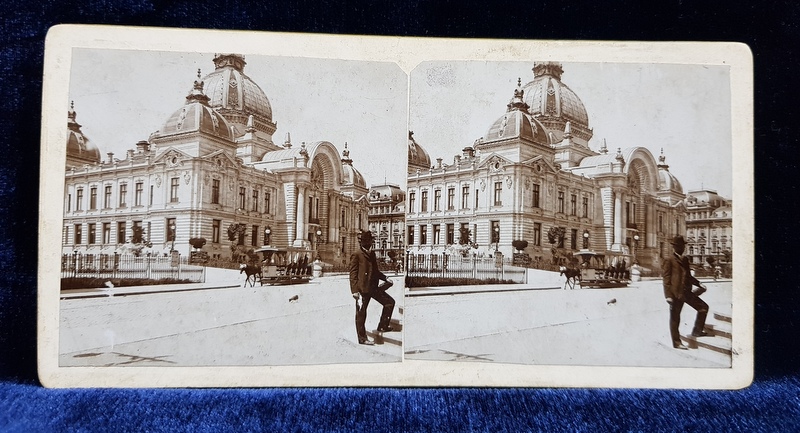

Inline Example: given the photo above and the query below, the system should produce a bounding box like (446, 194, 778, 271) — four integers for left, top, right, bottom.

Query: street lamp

(264, 226, 271, 246)
(633, 234, 640, 264)
(493, 226, 500, 252)
(583, 230, 590, 249)
(315, 229, 323, 260)
(169, 223, 176, 252)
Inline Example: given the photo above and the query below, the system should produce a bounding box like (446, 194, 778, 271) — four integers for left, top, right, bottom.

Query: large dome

(202, 54, 276, 137)
(66, 102, 101, 167)
(521, 62, 592, 143)
(154, 77, 234, 141)
(407, 130, 431, 173)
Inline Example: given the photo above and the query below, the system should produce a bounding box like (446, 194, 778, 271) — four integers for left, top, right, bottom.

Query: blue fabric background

(1, 1, 798, 431)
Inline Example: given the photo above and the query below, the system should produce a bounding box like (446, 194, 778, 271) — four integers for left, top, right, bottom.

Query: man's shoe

(673, 343, 689, 350)
(359, 340, 375, 346)
(691, 330, 710, 337)
(377, 326, 397, 333)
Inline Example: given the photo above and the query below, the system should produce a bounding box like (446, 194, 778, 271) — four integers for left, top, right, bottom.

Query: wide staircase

(680, 311, 733, 366)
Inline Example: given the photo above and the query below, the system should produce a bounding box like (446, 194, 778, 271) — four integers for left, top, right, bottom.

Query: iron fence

(61, 253, 205, 282)
(405, 254, 527, 284)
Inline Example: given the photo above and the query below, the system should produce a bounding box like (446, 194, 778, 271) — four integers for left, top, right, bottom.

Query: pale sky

(409, 61, 733, 199)
(68, 48, 409, 188)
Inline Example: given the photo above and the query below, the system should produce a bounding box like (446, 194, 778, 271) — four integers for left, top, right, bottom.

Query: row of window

(406, 222, 597, 251)
(65, 220, 152, 246)
(68, 179, 275, 214)
(407, 183, 590, 217)
(406, 222, 544, 247)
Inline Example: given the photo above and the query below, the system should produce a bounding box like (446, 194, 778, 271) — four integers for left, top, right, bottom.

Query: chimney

(462, 147, 475, 159)
(107, 152, 114, 164)
(135, 140, 150, 153)
(436, 158, 443, 169)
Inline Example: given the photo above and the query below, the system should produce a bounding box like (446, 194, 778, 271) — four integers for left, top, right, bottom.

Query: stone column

(294, 186, 306, 247)
(613, 190, 624, 252)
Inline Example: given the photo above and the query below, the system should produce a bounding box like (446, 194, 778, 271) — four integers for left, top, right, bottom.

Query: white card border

(38, 24, 754, 388)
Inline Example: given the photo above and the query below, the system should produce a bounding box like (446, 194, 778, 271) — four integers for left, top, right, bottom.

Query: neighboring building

(406, 63, 689, 271)
(63, 53, 371, 267)
(367, 183, 406, 264)
(684, 189, 733, 266)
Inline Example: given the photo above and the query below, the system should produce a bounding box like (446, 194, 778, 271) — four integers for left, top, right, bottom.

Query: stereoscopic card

(38, 25, 754, 388)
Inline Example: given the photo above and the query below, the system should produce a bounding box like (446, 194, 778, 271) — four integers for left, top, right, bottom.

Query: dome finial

(68, 100, 77, 121)
(342, 141, 353, 165)
(507, 78, 530, 113)
(284, 132, 292, 148)
(185, 69, 210, 105)
(658, 147, 670, 169)
(599, 138, 608, 154)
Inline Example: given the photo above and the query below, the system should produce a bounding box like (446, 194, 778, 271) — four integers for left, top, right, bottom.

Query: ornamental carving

(505, 176, 512, 188)
(155, 175, 162, 188)
(480, 179, 486, 191)
(184, 171, 191, 185)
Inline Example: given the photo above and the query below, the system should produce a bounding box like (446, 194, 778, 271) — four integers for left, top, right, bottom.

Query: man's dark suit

(349, 247, 395, 343)
(662, 252, 709, 346)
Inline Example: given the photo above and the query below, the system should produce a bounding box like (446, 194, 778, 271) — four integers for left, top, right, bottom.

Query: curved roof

(66, 103, 101, 165)
(408, 131, 432, 171)
(522, 62, 590, 130)
(203, 54, 274, 127)
(484, 106, 550, 145)
(154, 78, 234, 141)
(342, 163, 366, 188)
(658, 169, 684, 194)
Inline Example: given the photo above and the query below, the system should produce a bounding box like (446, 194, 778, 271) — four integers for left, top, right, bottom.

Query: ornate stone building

(406, 62, 688, 270)
(63, 54, 371, 266)
(684, 189, 733, 266)
(367, 183, 406, 264)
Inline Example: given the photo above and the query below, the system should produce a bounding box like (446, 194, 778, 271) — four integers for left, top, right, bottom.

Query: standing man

(349, 230, 396, 345)
(663, 235, 709, 350)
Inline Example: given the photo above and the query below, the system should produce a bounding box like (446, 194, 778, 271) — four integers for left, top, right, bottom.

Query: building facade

(63, 54, 371, 267)
(406, 63, 689, 271)
(684, 189, 733, 266)
(367, 183, 406, 264)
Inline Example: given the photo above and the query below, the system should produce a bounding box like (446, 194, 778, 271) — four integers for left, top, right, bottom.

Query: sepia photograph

(57, 48, 407, 367)
(404, 60, 736, 368)
(38, 26, 753, 388)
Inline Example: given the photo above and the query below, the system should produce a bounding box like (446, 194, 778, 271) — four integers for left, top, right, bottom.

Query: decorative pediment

(520, 155, 558, 175)
(152, 147, 193, 167)
(477, 152, 513, 173)
(200, 149, 238, 171)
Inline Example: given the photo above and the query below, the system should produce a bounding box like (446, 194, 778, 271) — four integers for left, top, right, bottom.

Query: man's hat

(670, 235, 687, 247)
(358, 230, 374, 241)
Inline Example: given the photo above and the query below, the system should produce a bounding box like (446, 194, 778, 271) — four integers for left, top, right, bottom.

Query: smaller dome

(658, 169, 683, 194)
(342, 164, 367, 188)
(341, 142, 367, 188)
(66, 102, 101, 166)
(408, 131, 432, 172)
(657, 149, 683, 194)
(154, 74, 234, 141)
(483, 81, 549, 145)
(484, 110, 549, 144)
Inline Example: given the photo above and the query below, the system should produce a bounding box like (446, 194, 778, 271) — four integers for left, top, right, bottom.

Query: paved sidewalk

(404, 276, 733, 368)
(59, 273, 404, 366)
